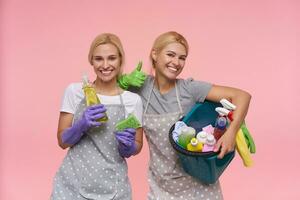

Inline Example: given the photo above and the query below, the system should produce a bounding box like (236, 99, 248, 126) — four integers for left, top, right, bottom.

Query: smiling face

(91, 43, 121, 83)
(152, 42, 187, 80)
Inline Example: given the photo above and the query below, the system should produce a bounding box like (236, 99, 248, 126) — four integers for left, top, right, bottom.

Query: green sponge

(115, 114, 141, 131)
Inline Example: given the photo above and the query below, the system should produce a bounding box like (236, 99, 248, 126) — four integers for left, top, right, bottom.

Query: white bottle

(196, 131, 208, 144)
(202, 134, 216, 152)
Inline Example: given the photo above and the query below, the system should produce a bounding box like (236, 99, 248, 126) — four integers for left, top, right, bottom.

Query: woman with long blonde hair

(130, 31, 251, 199)
(51, 33, 143, 200)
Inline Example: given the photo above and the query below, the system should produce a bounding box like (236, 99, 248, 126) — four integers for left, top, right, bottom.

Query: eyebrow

(166, 50, 187, 57)
(93, 54, 118, 57)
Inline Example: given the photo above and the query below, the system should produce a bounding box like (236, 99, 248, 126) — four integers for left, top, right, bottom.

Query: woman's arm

(206, 84, 251, 158)
(57, 112, 74, 149)
(134, 127, 143, 155)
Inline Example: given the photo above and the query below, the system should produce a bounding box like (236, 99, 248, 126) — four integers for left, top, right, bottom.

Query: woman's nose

(102, 60, 110, 68)
(172, 57, 180, 66)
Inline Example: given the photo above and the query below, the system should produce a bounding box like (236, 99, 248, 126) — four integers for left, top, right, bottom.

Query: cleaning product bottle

(172, 121, 188, 143)
(82, 74, 108, 122)
(187, 138, 203, 152)
(215, 107, 234, 121)
(178, 126, 196, 149)
(196, 131, 207, 144)
(213, 116, 227, 140)
(220, 98, 236, 110)
(202, 134, 216, 152)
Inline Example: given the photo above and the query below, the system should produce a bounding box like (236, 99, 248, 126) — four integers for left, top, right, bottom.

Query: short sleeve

(60, 83, 83, 114)
(122, 91, 144, 125)
(182, 78, 212, 102)
(131, 96, 143, 125)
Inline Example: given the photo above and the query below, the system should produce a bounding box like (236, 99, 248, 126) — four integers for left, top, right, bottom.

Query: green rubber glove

(118, 61, 147, 90)
(241, 121, 256, 154)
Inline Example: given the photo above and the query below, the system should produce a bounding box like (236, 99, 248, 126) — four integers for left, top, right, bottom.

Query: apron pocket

(79, 166, 117, 200)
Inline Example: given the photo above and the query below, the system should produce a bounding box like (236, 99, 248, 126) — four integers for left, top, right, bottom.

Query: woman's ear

(90, 55, 94, 65)
(151, 50, 157, 62)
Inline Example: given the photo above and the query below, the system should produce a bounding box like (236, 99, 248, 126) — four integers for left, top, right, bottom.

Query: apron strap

(144, 79, 155, 115)
(144, 79, 183, 115)
(118, 87, 126, 115)
(175, 82, 183, 114)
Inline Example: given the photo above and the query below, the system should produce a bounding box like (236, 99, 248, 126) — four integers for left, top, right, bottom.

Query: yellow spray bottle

(82, 74, 108, 122)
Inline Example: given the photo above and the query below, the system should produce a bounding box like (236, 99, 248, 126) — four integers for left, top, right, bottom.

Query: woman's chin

(165, 72, 179, 80)
(97, 76, 117, 83)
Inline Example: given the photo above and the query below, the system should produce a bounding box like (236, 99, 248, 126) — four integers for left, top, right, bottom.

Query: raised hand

(117, 61, 147, 90)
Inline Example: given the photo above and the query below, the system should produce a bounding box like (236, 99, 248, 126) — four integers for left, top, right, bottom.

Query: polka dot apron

(143, 80, 223, 200)
(51, 94, 131, 200)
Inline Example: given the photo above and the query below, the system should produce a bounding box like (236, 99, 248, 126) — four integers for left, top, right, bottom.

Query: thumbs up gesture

(117, 61, 147, 90)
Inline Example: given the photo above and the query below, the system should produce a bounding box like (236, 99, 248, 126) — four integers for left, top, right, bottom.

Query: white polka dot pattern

(143, 111, 223, 200)
(50, 99, 132, 200)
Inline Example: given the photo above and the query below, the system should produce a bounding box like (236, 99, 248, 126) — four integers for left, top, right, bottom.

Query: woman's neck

(93, 78, 122, 96)
(154, 75, 176, 94)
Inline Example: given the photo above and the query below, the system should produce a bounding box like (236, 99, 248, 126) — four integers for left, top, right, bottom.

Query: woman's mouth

(167, 66, 179, 72)
(100, 69, 113, 75)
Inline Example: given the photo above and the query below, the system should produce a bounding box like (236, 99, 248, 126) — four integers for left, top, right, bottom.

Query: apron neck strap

(117, 88, 126, 114)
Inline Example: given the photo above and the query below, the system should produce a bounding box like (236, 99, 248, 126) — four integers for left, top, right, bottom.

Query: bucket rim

(169, 121, 219, 157)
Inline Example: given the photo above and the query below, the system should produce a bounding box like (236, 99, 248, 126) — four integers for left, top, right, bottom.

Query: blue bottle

(213, 117, 227, 140)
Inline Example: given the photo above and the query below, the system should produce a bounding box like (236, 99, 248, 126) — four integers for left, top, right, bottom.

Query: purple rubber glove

(115, 128, 137, 158)
(62, 104, 106, 145)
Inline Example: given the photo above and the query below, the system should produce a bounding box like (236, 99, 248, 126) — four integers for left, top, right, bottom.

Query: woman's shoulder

(177, 77, 212, 88)
(122, 90, 141, 101)
(65, 82, 83, 91)
(64, 82, 84, 98)
(121, 91, 143, 107)
(127, 75, 153, 95)
(177, 78, 212, 102)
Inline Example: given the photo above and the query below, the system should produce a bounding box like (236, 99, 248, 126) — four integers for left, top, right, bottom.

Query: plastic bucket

(169, 101, 235, 184)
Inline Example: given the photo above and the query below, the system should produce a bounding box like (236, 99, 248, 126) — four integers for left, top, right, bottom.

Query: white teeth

(168, 66, 178, 72)
(101, 70, 112, 75)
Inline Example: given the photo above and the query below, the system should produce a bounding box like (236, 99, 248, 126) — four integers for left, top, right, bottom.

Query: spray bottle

(213, 116, 227, 140)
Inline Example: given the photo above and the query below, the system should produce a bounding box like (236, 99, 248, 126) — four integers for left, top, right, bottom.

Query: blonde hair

(88, 33, 125, 70)
(150, 31, 189, 66)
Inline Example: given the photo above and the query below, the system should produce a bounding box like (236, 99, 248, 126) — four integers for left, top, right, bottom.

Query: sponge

(115, 114, 141, 131)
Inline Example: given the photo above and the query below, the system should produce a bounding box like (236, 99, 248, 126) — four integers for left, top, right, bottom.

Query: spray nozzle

(216, 99, 237, 121)
(82, 73, 90, 86)
(220, 98, 236, 110)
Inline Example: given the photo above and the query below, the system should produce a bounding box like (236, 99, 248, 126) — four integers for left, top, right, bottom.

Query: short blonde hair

(150, 31, 189, 66)
(88, 33, 125, 66)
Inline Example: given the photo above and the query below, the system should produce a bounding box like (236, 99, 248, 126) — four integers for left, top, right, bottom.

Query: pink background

(1, 0, 299, 199)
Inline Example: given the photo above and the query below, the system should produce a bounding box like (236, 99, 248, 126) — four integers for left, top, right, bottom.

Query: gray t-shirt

(131, 76, 212, 115)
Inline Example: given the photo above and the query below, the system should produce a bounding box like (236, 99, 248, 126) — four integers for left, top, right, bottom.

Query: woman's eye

(180, 57, 186, 61)
(167, 53, 175, 57)
(94, 57, 103, 61)
(109, 56, 117, 61)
